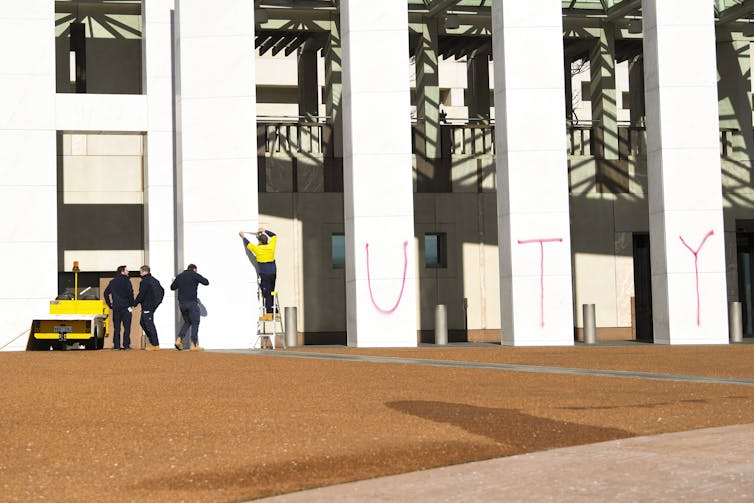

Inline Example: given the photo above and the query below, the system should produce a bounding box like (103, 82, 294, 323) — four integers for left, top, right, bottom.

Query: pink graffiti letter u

(365, 241, 408, 314)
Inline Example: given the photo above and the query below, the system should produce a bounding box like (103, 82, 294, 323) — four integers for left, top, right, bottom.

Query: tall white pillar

(0, 1, 56, 351)
(416, 17, 440, 159)
(298, 46, 319, 120)
(492, 0, 575, 346)
(174, 0, 259, 349)
(143, 0, 177, 345)
(642, 0, 728, 344)
(717, 35, 753, 160)
(341, 0, 417, 347)
(324, 17, 343, 160)
(590, 25, 618, 160)
(467, 49, 491, 123)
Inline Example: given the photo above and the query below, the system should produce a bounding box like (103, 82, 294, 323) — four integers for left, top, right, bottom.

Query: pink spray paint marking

(517, 238, 564, 328)
(679, 229, 714, 327)
(365, 240, 408, 314)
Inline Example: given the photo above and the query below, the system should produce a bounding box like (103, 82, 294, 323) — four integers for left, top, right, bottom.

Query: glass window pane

(425, 233, 447, 268)
(332, 234, 345, 268)
(425, 234, 440, 267)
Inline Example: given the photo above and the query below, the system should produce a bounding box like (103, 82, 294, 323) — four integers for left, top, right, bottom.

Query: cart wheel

(97, 324, 106, 350)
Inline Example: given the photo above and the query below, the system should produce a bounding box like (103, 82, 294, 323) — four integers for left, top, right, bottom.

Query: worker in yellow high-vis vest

(239, 228, 278, 320)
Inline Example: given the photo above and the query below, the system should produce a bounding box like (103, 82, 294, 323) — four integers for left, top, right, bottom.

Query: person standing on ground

(239, 227, 278, 320)
(170, 264, 209, 351)
(104, 265, 135, 350)
(134, 265, 164, 351)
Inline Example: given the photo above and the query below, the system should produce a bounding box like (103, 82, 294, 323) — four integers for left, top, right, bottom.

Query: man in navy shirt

(104, 265, 135, 350)
(170, 264, 209, 351)
(134, 265, 164, 351)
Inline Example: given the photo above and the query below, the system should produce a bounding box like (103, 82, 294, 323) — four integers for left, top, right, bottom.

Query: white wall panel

(492, 0, 574, 345)
(175, 0, 258, 349)
(341, 0, 417, 347)
(642, 0, 728, 344)
(55, 94, 148, 132)
(0, 1, 57, 350)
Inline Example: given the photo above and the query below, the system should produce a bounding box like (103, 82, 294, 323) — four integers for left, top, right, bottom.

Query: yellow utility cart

(27, 261, 110, 351)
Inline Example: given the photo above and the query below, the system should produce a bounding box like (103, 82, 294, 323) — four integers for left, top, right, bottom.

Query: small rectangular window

(425, 233, 447, 268)
(622, 91, 631, 110)
(331, 233, 345, 268)
(581, 81, 591, 102)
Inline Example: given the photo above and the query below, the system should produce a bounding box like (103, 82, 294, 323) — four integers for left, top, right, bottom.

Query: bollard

(729, 301, 743, 343)
(583, 304, 596, 345)
(284, 307, 297, 348)
(434, 304, 448, 345)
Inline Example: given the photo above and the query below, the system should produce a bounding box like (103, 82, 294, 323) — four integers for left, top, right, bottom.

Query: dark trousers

(112, 307, 132, 349)
(140, 311, 159, 346)
(260, 272, 277, 313)
(178, 302, 201, 346)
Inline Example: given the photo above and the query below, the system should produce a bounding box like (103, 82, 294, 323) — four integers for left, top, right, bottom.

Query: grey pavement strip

(255, 423, 754, 502)
(219, 349, 754, 387)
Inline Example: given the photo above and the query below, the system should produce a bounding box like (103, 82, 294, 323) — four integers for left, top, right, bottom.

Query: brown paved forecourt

(1, 344, 754, 502)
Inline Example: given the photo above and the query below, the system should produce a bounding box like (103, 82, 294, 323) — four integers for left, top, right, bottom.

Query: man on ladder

(239, 227, 278, 321)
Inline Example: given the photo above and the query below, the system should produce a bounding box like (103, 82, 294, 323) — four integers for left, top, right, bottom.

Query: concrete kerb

(223, 349, 754, 388)
(255, 423, 754, 502)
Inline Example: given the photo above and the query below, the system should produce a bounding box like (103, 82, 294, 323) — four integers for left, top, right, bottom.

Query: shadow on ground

(387, 400, 633, 452)
(132, 441, 503, 500)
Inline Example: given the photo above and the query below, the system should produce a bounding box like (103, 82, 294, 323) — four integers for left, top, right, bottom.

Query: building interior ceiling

(52, 0, 754, 61)
(252, 0, 754, 61)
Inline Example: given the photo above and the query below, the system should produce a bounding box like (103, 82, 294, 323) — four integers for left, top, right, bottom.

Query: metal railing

(444, 124, 495, 156)
(260, 120, 330, 155)
(257, 120, 740, 159)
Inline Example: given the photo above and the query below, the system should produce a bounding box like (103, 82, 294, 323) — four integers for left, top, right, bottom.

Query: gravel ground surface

(1, 345, 754, 502)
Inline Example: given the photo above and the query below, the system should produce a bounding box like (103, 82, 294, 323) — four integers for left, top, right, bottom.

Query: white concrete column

(324, 17, 343, 159)
(717, 35, 753, 160)
(143, 0, 177, 346)
(564, 57, 574, 122)
(341, 0, 417, 347)
(629, 55, 645, 128)
(642, 0, 728, 344)
(0, 1, 56, 351)
(492, 0, 575, 346)
(590, 25, 618, 160)
(298, 46, 319, 120)
(416, 16, 441, 159)
(467, 49, 491, 123)
(174, 0, 259, 349)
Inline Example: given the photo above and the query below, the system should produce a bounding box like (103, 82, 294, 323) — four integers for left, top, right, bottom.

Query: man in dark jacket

(170, 264, 209, 351)
(104, 265, 135, 350)
(134, 265, 164, 351)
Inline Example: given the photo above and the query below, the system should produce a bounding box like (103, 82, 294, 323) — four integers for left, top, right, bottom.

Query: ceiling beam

(255, 34, 273, 49)
(718, 0, 754, 24)
(284, 36, 307, 56)
(269, 34, 298, 56)
(428, 0, 462, 18)
(606, 0, 641, 21)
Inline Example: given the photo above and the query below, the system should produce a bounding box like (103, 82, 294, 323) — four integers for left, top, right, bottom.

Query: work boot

(175, 337, 183, 350)
(260, 313, 273, 321)
(146, 345, 160, 351)
(190, 343, 204, 352)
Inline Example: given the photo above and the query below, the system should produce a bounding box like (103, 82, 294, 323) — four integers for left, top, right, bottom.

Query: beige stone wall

(61, 133, 144, 205)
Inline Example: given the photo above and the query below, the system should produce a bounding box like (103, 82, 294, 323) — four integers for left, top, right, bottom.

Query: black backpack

(154, 279, 165, 307)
